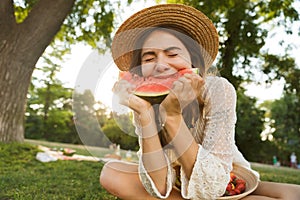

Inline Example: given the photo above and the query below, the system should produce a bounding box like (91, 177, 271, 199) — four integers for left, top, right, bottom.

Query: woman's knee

(99, 160, 139, 196)
(288, 183, 300, 200)
(250, 181, 300, 200)
(99, 161, 118, 191)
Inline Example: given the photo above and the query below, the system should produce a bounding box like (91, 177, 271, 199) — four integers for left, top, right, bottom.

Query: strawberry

(223, 172, 247, 197)
(226, 183, 233, 191)
(235, 179, 246, 185)
(235, 182, 246, 193)
(234, 188, 241, 195)
(227, 190, 237, 196)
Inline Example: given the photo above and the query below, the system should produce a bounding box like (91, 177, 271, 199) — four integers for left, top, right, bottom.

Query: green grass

(251, 163, 300, 184)
(0, 140, 299, 200)
(0, 142, 119, 200)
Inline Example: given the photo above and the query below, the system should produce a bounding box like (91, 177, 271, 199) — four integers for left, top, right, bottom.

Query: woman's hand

(113, 79, 152, 114)
(160, 73, 204, 116)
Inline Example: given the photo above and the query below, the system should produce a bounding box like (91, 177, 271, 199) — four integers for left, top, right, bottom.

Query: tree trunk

(0, 0, 75, 142)
(0, 48, 33, 142)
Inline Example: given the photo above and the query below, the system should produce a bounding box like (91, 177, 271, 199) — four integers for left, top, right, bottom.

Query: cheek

(141, 64, 154, 77)
(174, 56, 192, 69)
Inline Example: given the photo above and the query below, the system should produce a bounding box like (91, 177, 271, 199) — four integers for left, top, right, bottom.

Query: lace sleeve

(181, 77, 236, 199)
(137, 149, 176, 199)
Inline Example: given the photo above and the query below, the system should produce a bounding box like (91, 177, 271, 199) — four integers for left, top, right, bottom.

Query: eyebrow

(141, 46, 182, 58)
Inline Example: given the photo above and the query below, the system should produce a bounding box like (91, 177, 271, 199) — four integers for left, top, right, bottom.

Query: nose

(155, 54, 170, 73)
(155, 63, 170, 73)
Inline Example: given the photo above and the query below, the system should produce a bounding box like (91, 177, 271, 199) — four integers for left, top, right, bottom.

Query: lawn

(0, 141, 119, 200)
(0, 140, 299, 200)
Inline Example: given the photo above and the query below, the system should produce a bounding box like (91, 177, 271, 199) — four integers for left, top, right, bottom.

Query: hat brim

(111, 4, 219, 71)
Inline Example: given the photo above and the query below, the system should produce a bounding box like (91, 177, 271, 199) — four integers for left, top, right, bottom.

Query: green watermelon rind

(135, 94, 168, 105)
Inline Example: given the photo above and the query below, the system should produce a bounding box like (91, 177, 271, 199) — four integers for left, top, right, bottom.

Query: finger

(172, 79, 185, 93)
(113, 80, 135, 93)
(113, 80, 126, 92)
(184, 73, 200, 84)
(179, 76, 194, 93)
(185, 74, 204, 92)
(176, 77, 192, 89)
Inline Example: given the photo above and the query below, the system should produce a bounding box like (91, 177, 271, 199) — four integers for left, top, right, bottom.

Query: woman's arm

(113, 79, 172, 197)
(180, 77, 236, 199)
(159, 72, 204, 178)
(160, 75, 236, 199)
(163, 114, 198, 179)
(138, 109, 169, 195)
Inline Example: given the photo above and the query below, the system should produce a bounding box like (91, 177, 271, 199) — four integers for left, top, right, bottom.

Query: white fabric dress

(134, 76, 259, 200)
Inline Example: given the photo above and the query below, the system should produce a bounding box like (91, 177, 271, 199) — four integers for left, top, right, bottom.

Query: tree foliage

(73, 90, 107, 147)
(164, 0, 299, 88)
(262, 54, 300, 96)
(25, 59, 78, 143)
(13, 0, 116, 50)
(72, 89, 138, 150)
(235, 88, 266, 161)
(102, 115, 138, 151)
(269, 93, 300, 160)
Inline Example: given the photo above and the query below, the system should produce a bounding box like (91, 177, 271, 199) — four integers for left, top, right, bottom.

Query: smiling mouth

(152, 73, 177, 79)
(152, 68, 188, 78)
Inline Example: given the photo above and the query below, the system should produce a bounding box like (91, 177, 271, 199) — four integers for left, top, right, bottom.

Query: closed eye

(168, 53, 178, 57)
(144, 57, 155, 62)
(164, 47, 181, 57)
(141, 51, 156, 63)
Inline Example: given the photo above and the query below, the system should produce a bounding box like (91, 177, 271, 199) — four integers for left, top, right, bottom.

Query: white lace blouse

(134, 76, 259, 199)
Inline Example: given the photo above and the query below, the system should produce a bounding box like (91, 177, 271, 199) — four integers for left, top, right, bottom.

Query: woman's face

(140, 30, 192, 77)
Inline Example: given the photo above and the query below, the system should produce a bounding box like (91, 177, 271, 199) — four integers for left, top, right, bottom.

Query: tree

(235, 88, 265, 162)
(25, 56, 77, 143)
(102, 114, 138, 151)
(73, 89, 111, 147)
(0, 0, 116, 142)
(269, 92, 300, 164)
(262, 54, 300, 97)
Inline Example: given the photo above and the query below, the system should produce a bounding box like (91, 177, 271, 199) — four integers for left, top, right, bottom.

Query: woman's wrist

(138, 107, 155, 126)
(159, 105, 182, 125)
(163, 114, 183, 137)
(164, 114, 182, 125)
(137, 107, 159, 139)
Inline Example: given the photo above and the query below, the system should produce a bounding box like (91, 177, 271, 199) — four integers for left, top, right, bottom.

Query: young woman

(100, 4, 300, 200)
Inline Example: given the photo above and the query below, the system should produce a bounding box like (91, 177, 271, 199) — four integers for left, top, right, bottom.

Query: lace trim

(138, 152, 175, 199)
(181, 145, 230, 199)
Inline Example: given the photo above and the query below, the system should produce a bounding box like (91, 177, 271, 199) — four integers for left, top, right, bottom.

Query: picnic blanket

(36, 145, 101, 162)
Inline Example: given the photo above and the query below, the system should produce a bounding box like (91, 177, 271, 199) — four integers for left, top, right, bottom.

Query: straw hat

(217, 164, 259, 200)
(111, 4, 219, 71)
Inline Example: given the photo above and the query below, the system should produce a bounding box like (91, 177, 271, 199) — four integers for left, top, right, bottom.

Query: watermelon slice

(119, 68, 199, 104)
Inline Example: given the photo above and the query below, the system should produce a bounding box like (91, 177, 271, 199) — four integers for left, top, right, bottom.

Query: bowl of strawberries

(218, 164, 259, 200)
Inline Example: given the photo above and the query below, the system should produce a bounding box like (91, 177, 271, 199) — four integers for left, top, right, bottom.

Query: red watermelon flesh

(119, 68, 199, 104)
